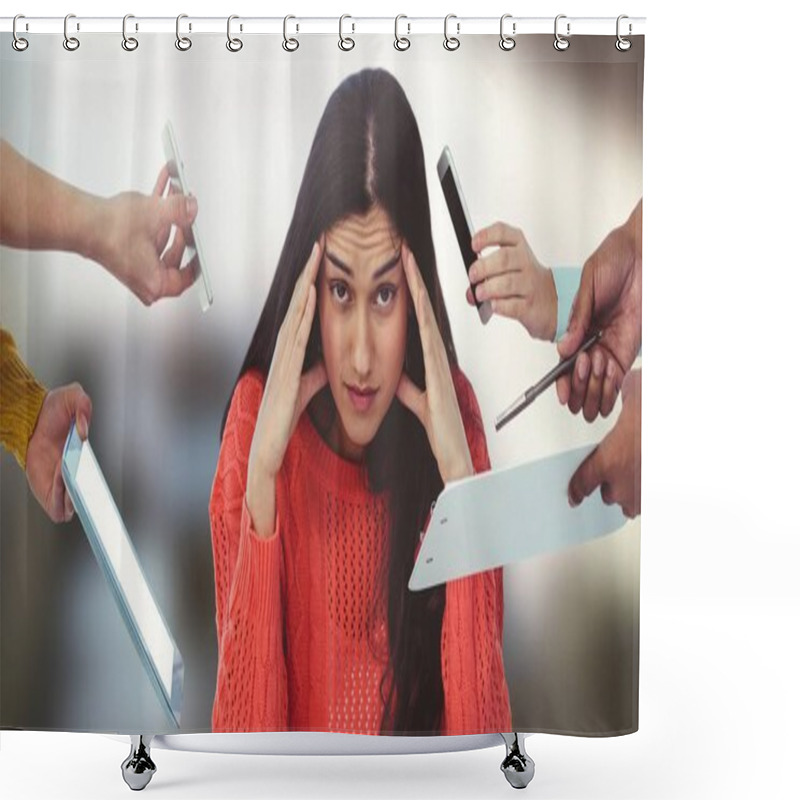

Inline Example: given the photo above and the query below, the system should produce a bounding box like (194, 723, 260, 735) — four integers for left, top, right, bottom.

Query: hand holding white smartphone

(437, 146, 492, 325)
(161, 120, 213, 312)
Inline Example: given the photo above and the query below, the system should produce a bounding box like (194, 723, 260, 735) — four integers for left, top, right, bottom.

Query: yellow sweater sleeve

(1, 326, 48, 470)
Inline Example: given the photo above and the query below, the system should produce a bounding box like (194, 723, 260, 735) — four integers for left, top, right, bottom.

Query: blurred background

(1, 32, 641, 734)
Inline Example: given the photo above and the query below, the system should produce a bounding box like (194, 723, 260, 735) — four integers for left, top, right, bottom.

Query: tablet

(162, 120, 213, 312)
(61, 421, 184, 726)
(408, 444, 628, 591)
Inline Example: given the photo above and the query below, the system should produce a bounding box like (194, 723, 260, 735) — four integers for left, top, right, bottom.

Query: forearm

(0, 139, 105, 258)
(442, 569, 511, 734)
(212, 504, 287, 731)
(0, 327, 48, 470)
(246, 467, 278, 539)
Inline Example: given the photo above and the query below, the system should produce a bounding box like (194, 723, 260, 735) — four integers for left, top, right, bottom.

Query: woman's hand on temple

(396, 244, 474, 484)
(466, 222, 558, 341)
(246, 238, 328, 536)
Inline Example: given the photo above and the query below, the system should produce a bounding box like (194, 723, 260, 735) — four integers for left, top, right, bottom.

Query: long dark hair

(221, 68, 459, 734)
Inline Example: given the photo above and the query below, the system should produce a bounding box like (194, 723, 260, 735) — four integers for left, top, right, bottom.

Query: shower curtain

(0, 20, 644, 737)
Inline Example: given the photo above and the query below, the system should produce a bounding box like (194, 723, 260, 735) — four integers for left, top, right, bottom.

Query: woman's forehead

(325, 206, 401, 276)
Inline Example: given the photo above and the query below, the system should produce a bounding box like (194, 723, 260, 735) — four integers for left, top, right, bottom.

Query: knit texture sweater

(0, 327, 47, 470)
(209, 365, 512, 735)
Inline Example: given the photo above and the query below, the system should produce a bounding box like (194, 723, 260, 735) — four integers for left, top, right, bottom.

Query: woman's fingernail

(593, 353, 604, 378)
(186, 196, 198, 217)
(577, 358, 589, 382)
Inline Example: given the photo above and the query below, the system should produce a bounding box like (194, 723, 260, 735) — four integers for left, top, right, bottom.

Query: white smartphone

(161, 120, 213, 312)
(437, 146, 492, 325)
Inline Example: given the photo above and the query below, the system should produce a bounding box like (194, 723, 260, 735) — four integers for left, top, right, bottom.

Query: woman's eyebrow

(325, 249, 401, 280)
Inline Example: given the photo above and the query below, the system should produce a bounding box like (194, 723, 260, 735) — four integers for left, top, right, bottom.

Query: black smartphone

(437, 146, 492, 325)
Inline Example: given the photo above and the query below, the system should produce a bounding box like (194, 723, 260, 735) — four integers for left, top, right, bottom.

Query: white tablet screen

(74, 442, 175, 697)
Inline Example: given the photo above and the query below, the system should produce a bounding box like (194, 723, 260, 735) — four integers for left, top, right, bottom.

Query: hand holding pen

(556, 200, 642, 422)
(496, 331, 603, 431)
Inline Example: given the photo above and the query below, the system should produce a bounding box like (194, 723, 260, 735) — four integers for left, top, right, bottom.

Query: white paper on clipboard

(408, 444, 628, 591)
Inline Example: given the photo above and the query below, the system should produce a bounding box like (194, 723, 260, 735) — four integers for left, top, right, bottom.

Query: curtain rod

(1, 16, 646, 37)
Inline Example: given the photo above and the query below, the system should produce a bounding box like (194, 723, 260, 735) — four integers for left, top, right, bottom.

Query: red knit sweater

(209, 365, 512, 735)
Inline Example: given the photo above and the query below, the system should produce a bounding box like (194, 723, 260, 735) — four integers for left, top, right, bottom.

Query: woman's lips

(346, 384, 378, 413)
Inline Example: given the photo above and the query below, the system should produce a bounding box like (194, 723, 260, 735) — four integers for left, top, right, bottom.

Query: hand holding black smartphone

(437, 146, 492, 325)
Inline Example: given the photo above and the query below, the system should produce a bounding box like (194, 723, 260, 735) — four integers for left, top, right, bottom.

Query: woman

(210, 68, 511, 735)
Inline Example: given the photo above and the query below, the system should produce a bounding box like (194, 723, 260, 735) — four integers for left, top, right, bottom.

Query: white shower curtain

(1, 21, 643, 737)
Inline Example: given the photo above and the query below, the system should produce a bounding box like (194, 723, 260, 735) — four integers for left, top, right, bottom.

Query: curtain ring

(553, 14, 570, 51)
(499, 14, 515, 51)
(282, 15, 299, 52)
(394, 14, 410, 51)
(616, 14, 632, 51)
(443, 14, 460, 51)
(226, 15, 243, 52)
(176, 14, 192, 51)
(338, 14, 355, 51)
(12, 14, 29, 51)
(121, 14, 139, 51)
(63, 14, 80, 51)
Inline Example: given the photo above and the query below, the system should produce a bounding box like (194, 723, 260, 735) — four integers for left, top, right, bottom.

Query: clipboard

(408, 444, 628, 591)
(61, 421, 184, 727)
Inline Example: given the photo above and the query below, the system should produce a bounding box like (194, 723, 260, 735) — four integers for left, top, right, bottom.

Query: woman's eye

(330, 282, 350, 303)
(376, 286, 396, 308)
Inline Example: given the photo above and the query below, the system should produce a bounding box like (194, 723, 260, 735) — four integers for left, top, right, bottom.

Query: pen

(494, 331, 604, 432)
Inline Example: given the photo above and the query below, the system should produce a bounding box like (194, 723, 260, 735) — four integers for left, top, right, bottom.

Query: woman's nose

(349, 308, 373, 379)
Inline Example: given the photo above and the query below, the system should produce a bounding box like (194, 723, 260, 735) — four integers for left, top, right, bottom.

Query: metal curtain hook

(339, 14, 355, 51)
(554, 14, 570, 51)
(63, 13, 80, 51)
(12, 14, 29, 51)
(394, 14, 410, 51)
(616, 14, 632, 51)
(443, 14, 460, 51)
(499, 13, 515, 51)
(176, 13, 192, 51)
(283, 15, 299, 52)
(122, 14, 139, 51)
(227, 15, 243, 52)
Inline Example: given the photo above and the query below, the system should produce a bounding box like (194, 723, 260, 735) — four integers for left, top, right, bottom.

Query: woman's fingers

(401, 244, 436, 363)
(287, 238, 324, 340)
(287, 284, 318, 385)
